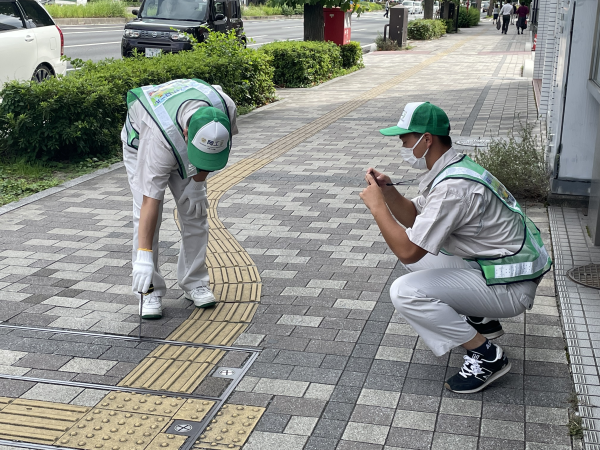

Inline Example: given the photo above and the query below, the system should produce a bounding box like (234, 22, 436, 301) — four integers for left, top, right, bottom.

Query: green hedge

(407, 19, 447, 40)
(458, 6, 480, 27)
(0, 32, 275, 162)
(260, 40, 343, 87)
(340, 42, 364, 69)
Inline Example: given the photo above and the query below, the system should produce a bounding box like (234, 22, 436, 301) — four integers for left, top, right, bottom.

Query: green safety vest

(431, 155, 552, 285)
(125, 78, 230, 179)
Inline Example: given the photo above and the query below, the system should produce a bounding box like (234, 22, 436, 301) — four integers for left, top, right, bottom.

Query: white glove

(179, 180, 208, 219)
(132, 249, 154, 293)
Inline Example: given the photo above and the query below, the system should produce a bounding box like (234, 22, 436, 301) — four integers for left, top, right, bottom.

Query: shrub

(241, 4, 283, 16)
(407, 19, 447, 40)
(375, 33, 400, 51)
(458, 6, 470, 27)
(340, 41, 364, 69)
(442, 18, 454, 33)
(260, 40, 343, 87)
(468, 6, 480, 26)
(45, 1, 127, 18)
(0, 32, 275, 162)
(473, 123, 549, 201)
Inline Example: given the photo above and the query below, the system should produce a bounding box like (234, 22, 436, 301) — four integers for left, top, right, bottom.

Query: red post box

(323, 7, 351, 45)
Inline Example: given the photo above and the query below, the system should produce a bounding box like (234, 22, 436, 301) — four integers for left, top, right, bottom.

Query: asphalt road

(61, 11, 424, 63)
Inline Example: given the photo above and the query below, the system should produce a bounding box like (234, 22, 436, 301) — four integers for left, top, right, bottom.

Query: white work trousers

(390, 252, 537, 357)
(123, 145, 210, 297)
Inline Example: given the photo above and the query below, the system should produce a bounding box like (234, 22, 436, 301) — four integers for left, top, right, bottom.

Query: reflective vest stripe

(125, 114, 139, 149)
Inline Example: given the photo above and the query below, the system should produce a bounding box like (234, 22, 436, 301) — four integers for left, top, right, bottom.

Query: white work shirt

(405, 148, 524, 259)
(123, 85, 238, 200)
(500, 3, 513, 14)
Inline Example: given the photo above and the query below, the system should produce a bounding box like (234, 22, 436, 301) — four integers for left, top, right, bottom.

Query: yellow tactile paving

(146, 433, 188, 449)
(172, 399, 215, 422)
(96, 392, 187, 416)
(193, 404, 265, 449)
(168, 322, 247, 346)
(57, 408, 170, 450)
(187, 302, 257, 322)
(0, 399, 89, 444)
(119, 351, 224, 393)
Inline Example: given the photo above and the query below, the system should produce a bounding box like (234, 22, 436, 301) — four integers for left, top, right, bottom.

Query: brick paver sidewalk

(0, 21, 575, 450)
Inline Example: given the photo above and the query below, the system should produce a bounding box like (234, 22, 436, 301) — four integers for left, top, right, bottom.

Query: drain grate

(567, 264, 600, 289)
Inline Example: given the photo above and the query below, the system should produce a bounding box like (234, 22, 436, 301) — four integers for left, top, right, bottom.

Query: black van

(121, 0, 244, 57)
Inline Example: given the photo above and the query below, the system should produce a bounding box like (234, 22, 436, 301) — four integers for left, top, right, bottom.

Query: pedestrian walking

(122, 78, 238, 319)
(384, 0, 390, 18)
(492, 3, 499, 24)
(360, 102, 551, 393)
(500, 0, 513, 34)
(516, 2, 529, 34)
(511, 1, 517, 24)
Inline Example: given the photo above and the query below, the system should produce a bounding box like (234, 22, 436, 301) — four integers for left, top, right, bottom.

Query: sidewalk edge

(0, 162, 125, 216)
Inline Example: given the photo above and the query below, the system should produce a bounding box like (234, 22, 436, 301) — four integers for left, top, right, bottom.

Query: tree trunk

(304, 2, 325, 41)
(423, 0, 434, 19)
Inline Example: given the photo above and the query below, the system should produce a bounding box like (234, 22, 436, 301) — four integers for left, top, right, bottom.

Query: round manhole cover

(567, 264, 600, 289)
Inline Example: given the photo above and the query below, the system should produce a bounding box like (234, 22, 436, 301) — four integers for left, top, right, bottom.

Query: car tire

(31, 64, 53, 83)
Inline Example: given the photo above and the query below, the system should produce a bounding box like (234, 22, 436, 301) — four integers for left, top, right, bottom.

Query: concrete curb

(54, 17, 129, 25)
(361, 43, 377, 53)
(243, 15, 302, 21)
(0, 162, 125, 216)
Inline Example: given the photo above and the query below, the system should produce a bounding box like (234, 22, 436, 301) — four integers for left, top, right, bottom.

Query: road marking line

(64, 41, 121, 48)
(62, 29, 124, 34)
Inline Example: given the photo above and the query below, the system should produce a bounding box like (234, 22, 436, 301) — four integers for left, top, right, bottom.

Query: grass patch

(45, 1, 128, 18)
(0, 156, 121, 207)
(568, 392, 584, 440)
(474, 122, 550, 201)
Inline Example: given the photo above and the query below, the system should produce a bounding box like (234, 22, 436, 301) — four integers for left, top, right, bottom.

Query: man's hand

(132, 249, 154, 293)
(179, 180, 208, 218)
(360, 172, 387, 212)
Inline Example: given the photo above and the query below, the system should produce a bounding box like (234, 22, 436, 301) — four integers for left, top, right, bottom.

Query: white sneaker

(140, 291, 162, 319)
(184, 286, 217, 308)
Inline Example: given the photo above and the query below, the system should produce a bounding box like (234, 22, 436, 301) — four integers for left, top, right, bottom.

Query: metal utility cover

(166, 419, 204, 437)
(567, 264, 600, 289)
(212, 367, 240, 380)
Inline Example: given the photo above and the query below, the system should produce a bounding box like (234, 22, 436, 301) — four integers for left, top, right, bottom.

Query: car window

(140, 0, 208, 21)
(19, 0, 54, 27)
(0, 2, 25, 31)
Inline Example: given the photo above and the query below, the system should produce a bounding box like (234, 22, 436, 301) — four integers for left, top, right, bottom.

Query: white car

(0, 0, 67, 88)
(401, 0, 422, 14)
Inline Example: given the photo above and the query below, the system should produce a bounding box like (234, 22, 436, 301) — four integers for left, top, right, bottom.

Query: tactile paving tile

(119, 347, 224, 393)
(57, 408, 170, 450)
(146, 433, 188, 449)
(172, 399, 215, 422)
(97, 392, 187, 416)
(0, 399, 89, 444)
(168, 321, 247, 345)
(187, 302, 257, 323)
(211, 283, 261, 303)
(193, 404, 265, 449)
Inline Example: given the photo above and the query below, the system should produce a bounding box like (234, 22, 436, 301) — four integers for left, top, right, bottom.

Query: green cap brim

(379, 126, 413, 136)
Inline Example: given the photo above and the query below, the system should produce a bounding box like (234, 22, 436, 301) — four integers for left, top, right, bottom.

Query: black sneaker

(445, 344, 511, 394)
(466, 316, 504, 339)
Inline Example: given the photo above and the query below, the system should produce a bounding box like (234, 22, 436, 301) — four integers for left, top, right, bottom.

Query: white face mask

(400, 134, 429, 170)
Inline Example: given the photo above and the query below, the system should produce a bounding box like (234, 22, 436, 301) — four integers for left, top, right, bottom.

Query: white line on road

(248, 35, 268, 38)
(64, 41, 121, 48)
(62, 29, 124, 34)
(283, 25, 302, 28)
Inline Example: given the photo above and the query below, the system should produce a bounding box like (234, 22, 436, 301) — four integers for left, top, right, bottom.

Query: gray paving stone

(256, 413, 291, 433)
(21, 383, 83, 403)
(267, 396, 326, 417)
(244, 432, 307, 450)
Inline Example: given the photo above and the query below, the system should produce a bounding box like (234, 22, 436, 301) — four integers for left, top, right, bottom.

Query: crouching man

(360, 102, 551, 393)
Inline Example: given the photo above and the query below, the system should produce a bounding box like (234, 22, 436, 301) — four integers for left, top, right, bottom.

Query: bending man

(360, 102, 551, 393)
(122, 78, 238, 319)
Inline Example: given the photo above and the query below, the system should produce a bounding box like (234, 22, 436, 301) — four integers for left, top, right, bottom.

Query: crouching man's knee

(389, 275, 424, 316)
